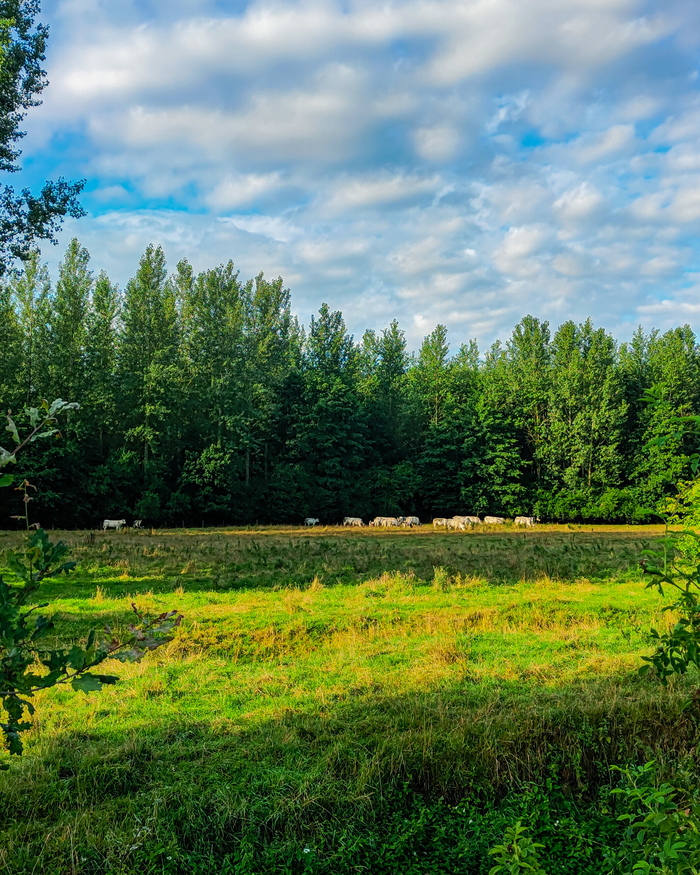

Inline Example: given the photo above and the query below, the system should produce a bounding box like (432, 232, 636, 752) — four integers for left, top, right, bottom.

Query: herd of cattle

(303, 515, 538, 528)
(101, 516, 537, 531)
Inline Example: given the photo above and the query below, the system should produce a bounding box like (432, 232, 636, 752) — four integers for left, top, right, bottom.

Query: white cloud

(413, 126, 460, 162)
(553, 183, 605, 222)
(670, 185, 700, 222)
(573, 124, 636, 164)
(26, 0, 700, 351)
(323, 173, 442, 212)
(205, 173, 285, 210)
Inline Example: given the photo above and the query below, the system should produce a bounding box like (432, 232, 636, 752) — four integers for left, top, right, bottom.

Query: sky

(19, 0, 700, 351)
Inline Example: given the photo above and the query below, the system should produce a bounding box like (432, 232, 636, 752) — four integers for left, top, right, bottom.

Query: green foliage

(637, 403, 700, 683)
(610, 762, 700, 875)
(489, 821, 548, 875)
(2, 241, 700, 526)
(0, 1, 84, 271)
(0, 402, 183, 763)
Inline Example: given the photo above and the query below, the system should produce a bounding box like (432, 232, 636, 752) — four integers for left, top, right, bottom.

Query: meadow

(0, 524, 696, 874)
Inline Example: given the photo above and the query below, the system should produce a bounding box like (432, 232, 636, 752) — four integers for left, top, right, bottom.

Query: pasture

(0, 525, 696, 874)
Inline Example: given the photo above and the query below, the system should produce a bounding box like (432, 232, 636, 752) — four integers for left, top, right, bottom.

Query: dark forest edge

(1, 238, 698, 529)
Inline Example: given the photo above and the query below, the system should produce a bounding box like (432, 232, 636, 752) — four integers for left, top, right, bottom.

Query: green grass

(0, 525, 696, 874)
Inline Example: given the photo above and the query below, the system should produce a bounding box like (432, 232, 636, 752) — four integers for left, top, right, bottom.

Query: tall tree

(48, 238, 91, 402)
(411, 324, 450, 427)
(543, 319, 627, 519)
(504, 316, 551, 485)
(84, 270, 119, 459)
(290, 304, 368, 519)
(478, 341, 529, 515)
(11, 249, 50, 405)
(179, 260, 249, 520)
(621, 325, 700, 512)
(118, 245, 179, 497)
(0, 275, 20, 405)
(0, 2, 83, 272)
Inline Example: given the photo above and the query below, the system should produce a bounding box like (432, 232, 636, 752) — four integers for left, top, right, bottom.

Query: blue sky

(20, 0, 700, 350)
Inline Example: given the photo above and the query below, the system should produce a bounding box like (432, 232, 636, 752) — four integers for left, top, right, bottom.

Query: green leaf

(4, 416, 19, 445)
(71, 673, 105, 693)
(0, 473, 12, 487)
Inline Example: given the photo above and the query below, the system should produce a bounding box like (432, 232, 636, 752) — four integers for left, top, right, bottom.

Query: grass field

(0, 525, 697, 874)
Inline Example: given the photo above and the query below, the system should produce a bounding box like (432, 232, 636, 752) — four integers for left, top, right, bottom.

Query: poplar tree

(411, 324, 450, 427)
(478, 341, 528, 515)
(84, 270, 120, 460)
(118, 245, 179, 510)
(295, 304, 367, 519)
(0, 278, 20, 406)
(48, 238, 92, 403)
(544, 319, 627, 518)
(179, 260, 247, 519)
(11, 250, 50, 405)
(246, 273, 296, 498)
(622, 326, 700, 511)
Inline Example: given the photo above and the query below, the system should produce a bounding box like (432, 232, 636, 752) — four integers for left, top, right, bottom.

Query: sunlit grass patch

(0, 525, 694, 874)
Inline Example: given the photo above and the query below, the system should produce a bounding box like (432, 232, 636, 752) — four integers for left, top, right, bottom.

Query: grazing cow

(371, 516, 394, 527)
(432, 518, 448, 528)
(133, 519, 143, 529)
(514, 516, 536, 527)
(343, 517, 365, 527)
(103, 519, 126, 531)
(453, 515, 481, 526)
(447, 518, 466, 530)
(304, 517, 320, 526)
(402, 516, 420, 527)
(483, 516, 505, 525)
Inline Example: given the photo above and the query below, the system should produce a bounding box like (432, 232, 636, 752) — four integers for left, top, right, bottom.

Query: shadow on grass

(21, 529, 660, 602)
(0, 671, 695, 874)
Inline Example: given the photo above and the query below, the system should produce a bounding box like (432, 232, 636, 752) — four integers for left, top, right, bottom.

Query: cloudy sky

(21, 0, 700, 350)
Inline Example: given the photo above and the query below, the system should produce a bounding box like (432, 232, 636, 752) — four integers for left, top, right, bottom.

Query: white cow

(380, 517, 399, 527)
(447, 518, 466, 530)
(514, 516, 537, 527)
(343, 517, 365, 527)
(103, 519, 126, 531)
(453, 515, 481, 526)
(370, 516, 399, 527)
(483, 516, 505, 525)
(402, 516, 420, 527)
(133, 519, 143, 529)
(432, 518, 448, 528)
(304, 517, 320, 526)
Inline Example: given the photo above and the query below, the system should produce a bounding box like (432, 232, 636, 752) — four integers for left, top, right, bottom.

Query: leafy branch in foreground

(609, 762, 700, 875)
(0, 401, 183, 765)
(488, 820, 547, 875)
(637, 389, 700, 685)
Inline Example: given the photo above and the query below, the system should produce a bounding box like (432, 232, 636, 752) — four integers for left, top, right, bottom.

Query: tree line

(0, 239, 698, 528)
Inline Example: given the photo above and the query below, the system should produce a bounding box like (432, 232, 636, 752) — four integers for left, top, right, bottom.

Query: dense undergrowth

(0, 526, 694, 873)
